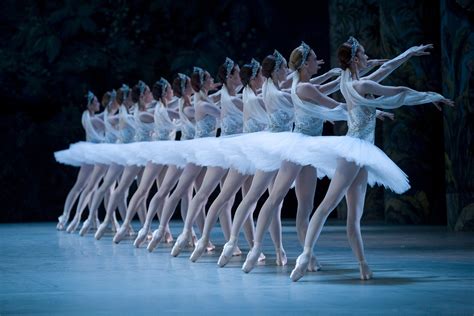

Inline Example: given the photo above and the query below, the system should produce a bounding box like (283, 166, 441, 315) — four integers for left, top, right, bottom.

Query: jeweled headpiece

(224, 57, 235, 78)
(193, 67, 205, 85)
(273, 49, 286, 71)
(249, 58, 260, 79)
(347, 36, 360, 62)
(178, 73, 189, 95)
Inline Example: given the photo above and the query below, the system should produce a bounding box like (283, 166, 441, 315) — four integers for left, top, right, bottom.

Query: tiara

(138, 80, 146, 96)
(86, 91, 95, 105)
(298, 41, 311, 69)
(249, 58, 260, 79)
(158, 77, 169, 97)
(347, 36, 360, 62)
(224, 57, 235, 78)
(120, 84, 130, 99)
(273, 49, 286, 71)
(178, 73, 188, 95)
(193, 66, 205, 85)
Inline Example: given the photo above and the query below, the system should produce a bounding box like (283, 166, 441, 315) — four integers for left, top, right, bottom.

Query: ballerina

(170, 58, 254, 257)
(289, 37, 453, 282)
(190, 58, 283, 262)
(110, 79, 179, 243)
(64, 90, 123, 233)
(238, 41, 415, 273)
(56, 91, 105, 230)
(146, 66, 224, 252)
(114, 74, 196, 245)
(78, 85, 140, 236)
(131, 73, 209, 247)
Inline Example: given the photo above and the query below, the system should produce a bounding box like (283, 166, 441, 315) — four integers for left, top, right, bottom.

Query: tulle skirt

(54, 132, 410, 194)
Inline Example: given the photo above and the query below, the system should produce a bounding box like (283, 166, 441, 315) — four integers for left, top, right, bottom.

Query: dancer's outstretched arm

(298, 83, 341, 109)
(363, 44, 434, 83)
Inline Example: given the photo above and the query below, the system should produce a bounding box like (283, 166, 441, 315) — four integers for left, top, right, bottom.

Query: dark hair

(338, 42, 360, 70)
(101, 91, 112, 108)
(172, 75, 186, 98)
(239, 64, 254, 87)
(261, 55, 277, 78)
(131, 84, 142, 103)
(116, 88, 128, 104)
(191, 71, 208, 92)
(152, 80, 168, 102)
(217, 63, 237, 84)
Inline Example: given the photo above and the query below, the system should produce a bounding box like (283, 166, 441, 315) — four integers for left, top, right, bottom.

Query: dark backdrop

(0, 0, 472, 230)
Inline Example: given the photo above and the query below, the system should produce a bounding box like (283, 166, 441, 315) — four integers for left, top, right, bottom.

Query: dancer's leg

(171, 167, 227, 256)
(293, 165, 320, 270)
(242, 161, 302, 272)
(66, 164, 107, 233)
(190, 169, 246, 261)
(345, 168, 372, 280)
(57, 164, 94, 230)
(290, 159, 360, 281)
(217, 170, 276, 267)
(112, 162, 164, 243)
(133, 165, 182, 247)
(82, 164, 123, 238)
(146, 163, 201, 252)
(84, 165, 140, 236)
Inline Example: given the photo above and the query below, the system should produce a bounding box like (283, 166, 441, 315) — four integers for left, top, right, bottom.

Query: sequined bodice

(154, 107, 175, 141)
(120, 124, 136, 143)
(180, 121, 195, 140)
(346, 105, 376, 143)
(105, 126, 119, 143)
(220, 114, 243, 136)
(135, 121, 154, 142)
(244, 118, 267, 133)
(293, 104, 324, 136)
(195, 115, 217, 138)
(268, 109, 293, 132)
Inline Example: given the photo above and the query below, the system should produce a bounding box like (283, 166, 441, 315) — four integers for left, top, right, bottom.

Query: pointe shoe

(276, 248, 288, 266)
(93, 218, 101, 230)
(66, 217, 80, 233)
(242, 245, 262, 273)
(217, 241, 236, 267)
(79, 219, 93, 236)
(258, 252, 266, 262)
(206, 241, 215, 252)
(147, 227, 165, 252)
(133, 228, 149, 248)
(127, 224, 135, 236)
(164, 228, 174, 244)
(57, 215, 67, 230)
(308, 254, 322, 272)
(233, 246, 242, 256)
(171, 231, 190, 257)
(290, 252, 311, 282)
(111, 217, 120, 233)
(113, 226, 129, 244)
(359, 261, 373, 280)
(94, 222, 108, 240)
(189, 237, 209, 262)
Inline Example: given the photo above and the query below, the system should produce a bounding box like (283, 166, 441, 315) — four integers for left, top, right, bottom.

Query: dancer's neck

(225, 82, 237, 96)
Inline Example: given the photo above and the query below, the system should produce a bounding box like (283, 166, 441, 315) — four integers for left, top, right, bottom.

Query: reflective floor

(0, 221, 473, 315)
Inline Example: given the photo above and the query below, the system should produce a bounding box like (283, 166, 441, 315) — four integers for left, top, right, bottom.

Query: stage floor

(0, 221, 473, 315)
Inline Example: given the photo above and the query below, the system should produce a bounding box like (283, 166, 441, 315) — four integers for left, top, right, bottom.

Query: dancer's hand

(433, 98, 455, 111)
(210, 82, 222, 91)
(328, 67, 342, 77)
(367, 59, 388, 68)
(409, 44, 434, 57)
(376, 111, 395, 121)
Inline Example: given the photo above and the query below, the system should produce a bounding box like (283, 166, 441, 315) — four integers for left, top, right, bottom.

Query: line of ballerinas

(55, 37, 454, 281)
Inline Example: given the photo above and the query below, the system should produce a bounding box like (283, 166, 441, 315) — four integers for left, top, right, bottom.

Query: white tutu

(54, 131, 410, 193)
